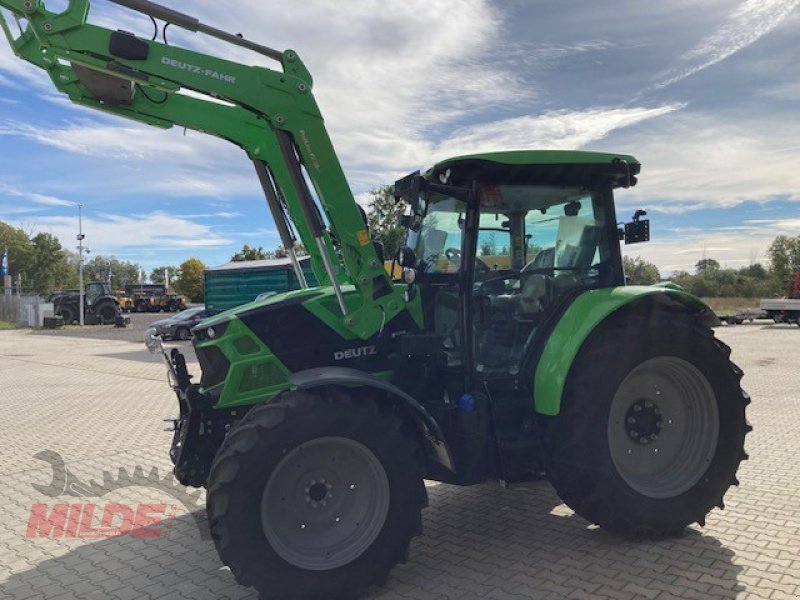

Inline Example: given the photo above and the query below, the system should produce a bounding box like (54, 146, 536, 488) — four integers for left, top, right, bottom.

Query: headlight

(194, 319, 229, 342)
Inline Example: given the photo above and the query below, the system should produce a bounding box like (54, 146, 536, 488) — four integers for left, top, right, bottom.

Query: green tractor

(1, 2, 749, 598)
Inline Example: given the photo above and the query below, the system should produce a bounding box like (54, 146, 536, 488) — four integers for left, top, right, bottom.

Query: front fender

(533, 286, 717, 416)
(288, 367, 455, 473)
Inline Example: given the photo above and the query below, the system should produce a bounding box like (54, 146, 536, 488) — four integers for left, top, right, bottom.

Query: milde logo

(25, 451, 206, 540)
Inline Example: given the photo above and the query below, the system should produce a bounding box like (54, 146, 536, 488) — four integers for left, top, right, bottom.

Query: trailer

(204, 256, 317, 312)
(760, 298, 800, 325)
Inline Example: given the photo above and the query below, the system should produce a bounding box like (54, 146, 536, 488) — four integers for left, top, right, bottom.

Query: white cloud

(604, 112, 800, 208)
(0, 119, 258, 198)
(434, 105, 684, 159)
(18, 210, 233, 254)
(0, 182, 75, 206)
(653, 0, 800, 89)
(0, 1, 691, 202)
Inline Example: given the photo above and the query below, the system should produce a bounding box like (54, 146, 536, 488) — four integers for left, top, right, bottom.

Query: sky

(0, 0, 798, 277)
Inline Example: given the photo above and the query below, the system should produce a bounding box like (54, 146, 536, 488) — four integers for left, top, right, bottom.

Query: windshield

(409, 184, 610, 279)
(408, 195, 467, 274)
(175, 307, 203, 320)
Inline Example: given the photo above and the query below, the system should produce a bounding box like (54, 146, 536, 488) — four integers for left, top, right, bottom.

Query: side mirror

(394, 171, 422, 209)
(621, 209, 650, 244)
(397, 245, 417, 268)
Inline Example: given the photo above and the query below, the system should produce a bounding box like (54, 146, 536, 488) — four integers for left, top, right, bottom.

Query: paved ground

(0, 323, 797, 599)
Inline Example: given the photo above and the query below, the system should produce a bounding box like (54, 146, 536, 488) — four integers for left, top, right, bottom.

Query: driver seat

(518, 274, 550, 314)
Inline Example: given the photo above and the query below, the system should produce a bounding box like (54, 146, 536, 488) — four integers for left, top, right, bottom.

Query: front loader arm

(0, 0, 404, 338)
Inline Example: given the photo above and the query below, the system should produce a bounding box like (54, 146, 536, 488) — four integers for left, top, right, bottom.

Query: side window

(414, 196, 467, 274)
(85, 283, 102, 306)
(525, 196, 604, 274)
(477, 214, 512, 271)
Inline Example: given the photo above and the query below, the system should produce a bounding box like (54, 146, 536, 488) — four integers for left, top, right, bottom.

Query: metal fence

(0, 295, 49, 326)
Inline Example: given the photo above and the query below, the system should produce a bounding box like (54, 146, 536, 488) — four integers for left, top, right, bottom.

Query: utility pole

(77, 204, 86, 327)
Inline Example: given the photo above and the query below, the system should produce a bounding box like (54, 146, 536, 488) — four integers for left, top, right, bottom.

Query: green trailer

(204, 257, 317, 312)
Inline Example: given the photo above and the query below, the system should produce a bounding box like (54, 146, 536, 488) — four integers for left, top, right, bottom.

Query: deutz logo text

(334, 346, 377, 361)
(161, 57, 236, 84)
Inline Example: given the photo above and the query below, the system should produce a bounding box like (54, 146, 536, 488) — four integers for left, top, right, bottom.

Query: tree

(176, 257, 205, 302)
(0, 221, 33, 284)
(695, 258, 720, 274)
(150, 266, 180, 288)
(365, 185, 407, 260)
(84, 256, 142, 290)
(231, 244, 271, 262)
(29, 233, 68, 296)
(740, 263, 769, 280)
(0, 222, 78, 295)
(768, 235, 800, 294)
(623, 256, 660, 285)
(273, 243, 307, 259)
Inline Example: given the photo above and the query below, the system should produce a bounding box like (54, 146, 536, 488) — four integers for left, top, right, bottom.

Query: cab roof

(425, 150, 641, 189)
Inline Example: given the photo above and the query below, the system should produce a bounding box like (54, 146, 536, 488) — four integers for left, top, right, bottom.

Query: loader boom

(0, 0, 403, 338)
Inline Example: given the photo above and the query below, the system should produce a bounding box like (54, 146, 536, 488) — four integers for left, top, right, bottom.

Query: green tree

(29, 233, 68, 296)
(176, 257, 205, 302)
(365, 185, 407, 260)
(273, 243, 308, 259)
(695, 258, 720, 274)
(84, 256, 142, 290)
(231, 244, 271, 262)
(479, 233, 497, 257)
(0, 221, 33, 284)
(623, 256, 661, 285)
(767, 235, 800, 294)
(150, 266, 180, 288)
(740, 263, 769, 280)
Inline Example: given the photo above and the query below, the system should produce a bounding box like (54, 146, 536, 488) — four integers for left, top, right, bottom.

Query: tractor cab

(396, 151, 642, 379)
(85, 282, 113, 306)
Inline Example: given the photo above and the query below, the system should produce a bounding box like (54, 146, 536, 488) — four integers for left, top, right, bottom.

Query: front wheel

(58, 306, 76, 325)
(544, 314, 750, 537)
(207, 390, 426, 599)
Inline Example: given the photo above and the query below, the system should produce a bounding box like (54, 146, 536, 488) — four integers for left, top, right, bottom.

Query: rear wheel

(207, 390, 426, 599)
(96, 302, 118, 324)
(544, 314, 750, 537)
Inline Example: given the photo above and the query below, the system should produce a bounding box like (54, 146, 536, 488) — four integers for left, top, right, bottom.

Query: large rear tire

(96, 302, 118, 324)
(544, 314, 750, 537)
(207, 389, 427, 599)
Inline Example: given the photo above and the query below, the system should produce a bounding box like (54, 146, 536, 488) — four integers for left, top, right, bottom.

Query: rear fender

(288, 367, 455, 474)
(534, 286, 718, 416)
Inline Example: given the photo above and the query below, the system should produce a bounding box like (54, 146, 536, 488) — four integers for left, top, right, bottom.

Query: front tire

(544, 314, 750, 537)
(58, 306, 76, 325)
(174, 326, 190, 341)
(207, 390, 426, 599)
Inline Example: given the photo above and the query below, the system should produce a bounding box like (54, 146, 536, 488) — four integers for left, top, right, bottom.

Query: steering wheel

(443, 247, 490, 273)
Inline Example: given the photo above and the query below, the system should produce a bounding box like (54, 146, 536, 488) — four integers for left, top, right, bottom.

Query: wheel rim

(607, 357, 720, 499)
(261, 436, 390, 571)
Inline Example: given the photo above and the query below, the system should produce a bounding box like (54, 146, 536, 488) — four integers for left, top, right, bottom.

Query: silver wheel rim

(261, 436, 390, 571)
(608, 357, 719, 499)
